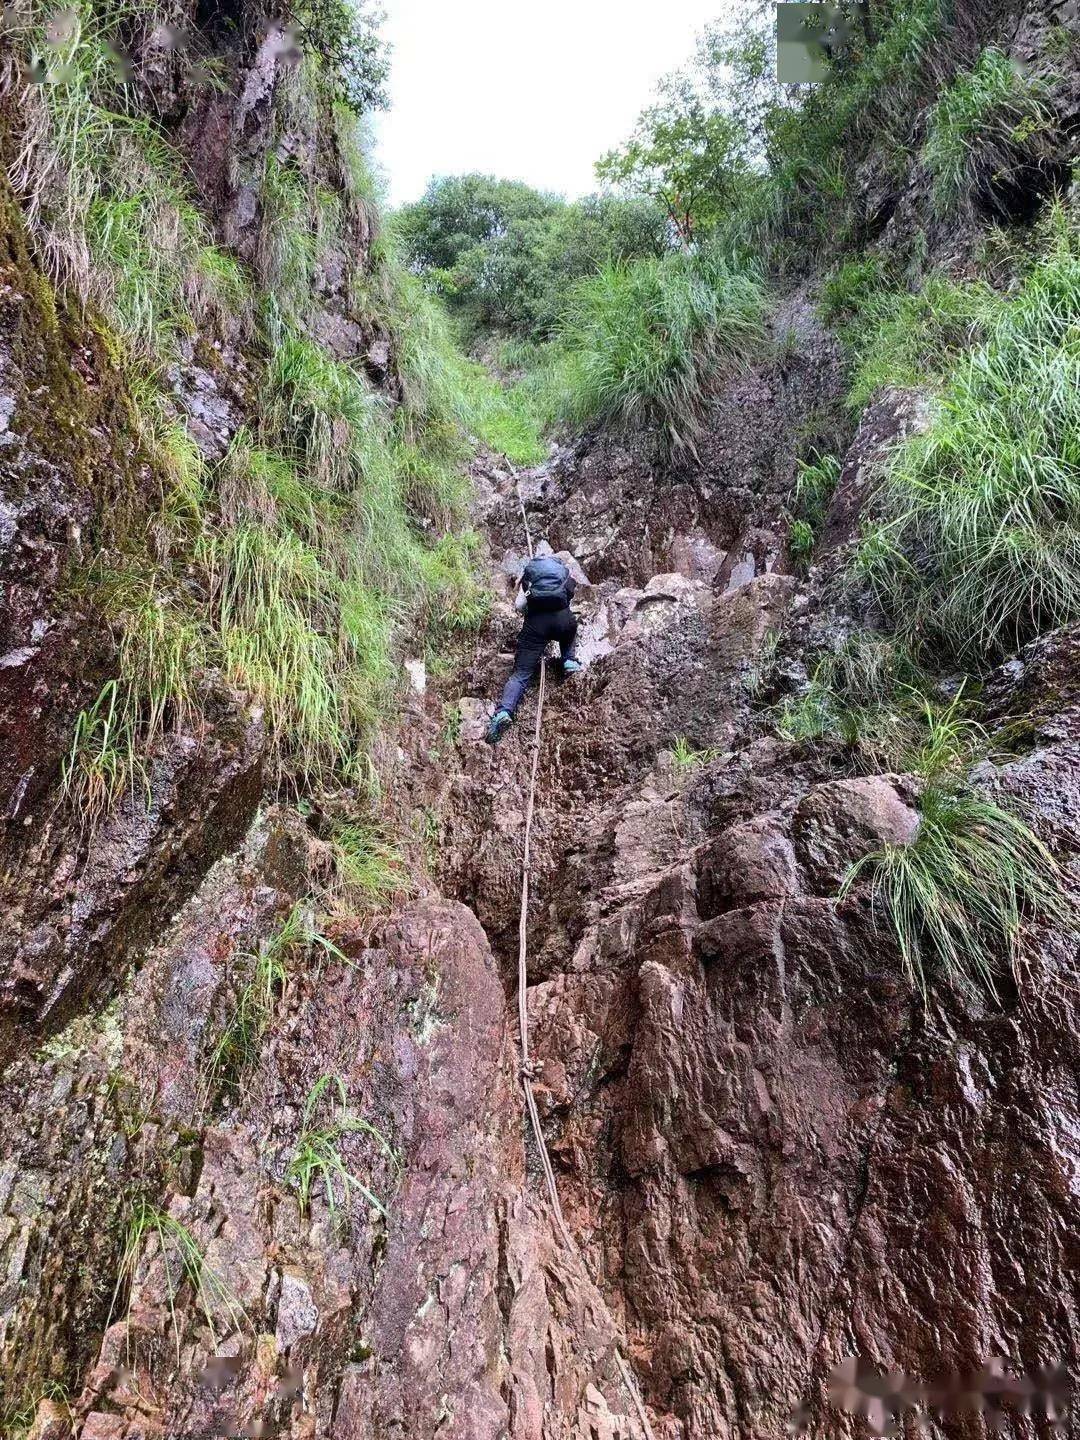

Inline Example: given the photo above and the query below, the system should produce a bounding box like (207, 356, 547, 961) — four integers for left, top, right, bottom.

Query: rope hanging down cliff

(512, 480, 656, 1440)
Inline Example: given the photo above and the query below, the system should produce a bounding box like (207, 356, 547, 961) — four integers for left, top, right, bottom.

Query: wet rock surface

(1, 322, 1078, 1437)
(2, 14, 1080, 1429)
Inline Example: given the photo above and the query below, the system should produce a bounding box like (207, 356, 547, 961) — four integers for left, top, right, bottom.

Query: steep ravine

(3, 272, 1077, 1439)
(3, 1, 1080, 1435)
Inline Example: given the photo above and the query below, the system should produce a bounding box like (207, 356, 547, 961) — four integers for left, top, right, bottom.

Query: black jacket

(521, 556, 576, 613)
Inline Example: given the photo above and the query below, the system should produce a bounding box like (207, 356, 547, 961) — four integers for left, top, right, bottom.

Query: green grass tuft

(922, 48, 1057, 218)
(555, 250, 767, 451)
(207, 905, 340, 1101)
(111, 1197, 245, 1363)
(287, 1074, 396, 1219)
(841, 786, 1071, 998)
(331, 824, 409, 907)
(856, 222, 1080, 660)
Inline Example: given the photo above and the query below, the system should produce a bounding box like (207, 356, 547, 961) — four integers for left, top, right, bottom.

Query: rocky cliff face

(1, 2, 1079, 1438)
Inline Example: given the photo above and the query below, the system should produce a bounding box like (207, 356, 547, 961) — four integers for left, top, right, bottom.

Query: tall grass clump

(111, 1197, 245, 1362)
(59, 565, 206, 823)
(9, 0, 249, 353)
(922, 48, 1058, 219)
(206, 905, 342, 1101)
(556, 250, 767, 451)
(201, 432, 396, 783)
(841, 787, 1070, 998)
(778, 631, 926, 763)
(845, 272, 997, 412)
(857, 221, 1080, 660)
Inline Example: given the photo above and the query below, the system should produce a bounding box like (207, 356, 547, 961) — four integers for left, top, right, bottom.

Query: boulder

(697, 816, 802, 917)
(792, 776, 920, 893)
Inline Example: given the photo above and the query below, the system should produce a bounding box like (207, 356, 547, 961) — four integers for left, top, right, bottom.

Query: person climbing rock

(487, 553, 582, 744)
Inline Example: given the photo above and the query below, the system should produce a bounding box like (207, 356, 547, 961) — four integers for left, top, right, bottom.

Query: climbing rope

(512, 477, 656, 1440)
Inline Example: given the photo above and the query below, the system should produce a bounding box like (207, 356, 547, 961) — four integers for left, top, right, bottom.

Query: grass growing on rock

(555, 251, 767, 451)
(207, 906, 341, 1103)
(855, 217, 1080, 661)
(841, 787, 1070, 998)
(921, 48, 1057, 219)
(287, 1075, 396, 1219)
(111, 1198, 245, 1362)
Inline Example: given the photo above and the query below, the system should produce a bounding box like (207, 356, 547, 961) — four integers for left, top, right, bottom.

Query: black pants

(499, 607, 578, 716)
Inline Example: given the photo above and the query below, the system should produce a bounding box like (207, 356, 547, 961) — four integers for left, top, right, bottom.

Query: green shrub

(857, 225, 1080, 659)
(922, 48, 1057, 218)
(841, 786, 1070, 997)
(556, 250, 767, 450)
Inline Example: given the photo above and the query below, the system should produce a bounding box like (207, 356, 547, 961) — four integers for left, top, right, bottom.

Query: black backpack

(523, 556, 575, 612)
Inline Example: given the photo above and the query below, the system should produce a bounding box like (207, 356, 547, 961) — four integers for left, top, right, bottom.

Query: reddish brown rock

(792, 776, 921, 893)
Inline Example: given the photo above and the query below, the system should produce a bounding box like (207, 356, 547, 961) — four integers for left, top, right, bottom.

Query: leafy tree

(596, 74, 752, 245)
(395, 178, 668, 339)
(395, 174, 559, 272)
(295, 0, 390, 115)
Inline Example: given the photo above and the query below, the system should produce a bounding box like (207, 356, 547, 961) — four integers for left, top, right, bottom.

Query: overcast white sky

(372, 0, 728, 208)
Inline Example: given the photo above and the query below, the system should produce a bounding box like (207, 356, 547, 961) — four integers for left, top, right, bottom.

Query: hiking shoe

(562, 659, 583, 676)
(486, 709, 513, 745)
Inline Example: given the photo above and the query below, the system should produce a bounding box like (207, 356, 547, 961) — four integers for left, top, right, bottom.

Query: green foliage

(61, 679, 146, 824)
(11, 1, 250, 353)
(670, 736, 719, 773)
(3, 1383, 71, 1440)
(788, 452, 841, 564)
(841, 786, 1070, 997)
(856, 223, 1080, 659)
(207, 905, 332, 1100)
(332, 824, 409, 907)
(62, 566, 206, 818)
(451, 359, 548, 465)
(922, 48, 1057, 218)
(287, 1074, 396, 1218)
(418, 531, 491, 632)
(818, 257, 888, 333)
(555, 250, 767, 450)
(845, 273, 997, 412)
(396, 173, 558, 272)
(765, 0, 944, 243)
(7, 0, 497, 808)
(395, 175, 668, 341)
(386, 268, 546, 466)
(258, 154, 319, 326)
(789, 518, 816, 567)
(596, 73, 752, 245)
(292, 0, 389, 116)
(794, 453, 841, 530)
(112, 1197, 245, 1362)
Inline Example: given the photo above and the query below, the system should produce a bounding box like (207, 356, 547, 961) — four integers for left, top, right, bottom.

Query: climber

(487, 552, 582, 744)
